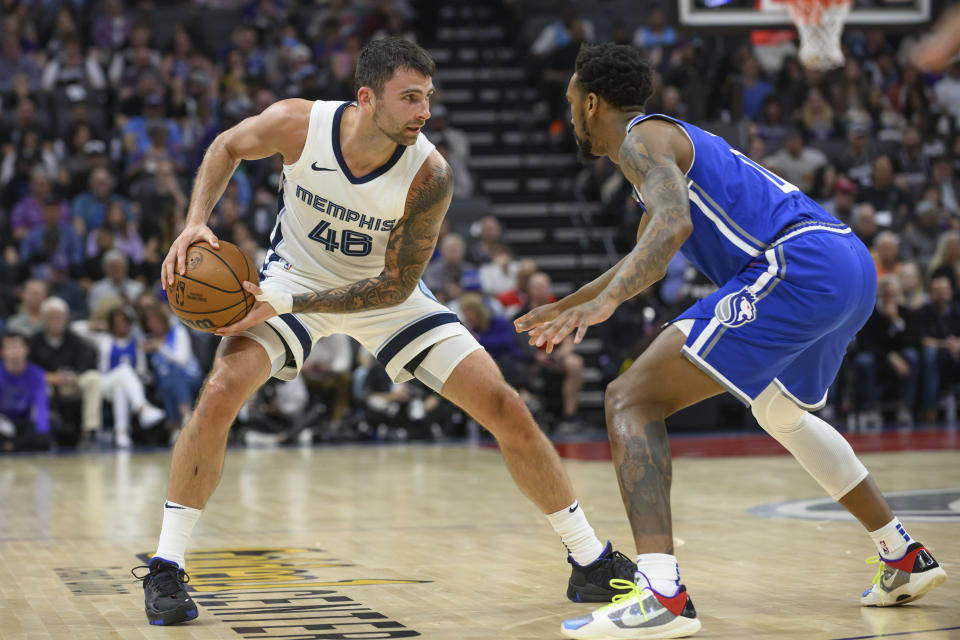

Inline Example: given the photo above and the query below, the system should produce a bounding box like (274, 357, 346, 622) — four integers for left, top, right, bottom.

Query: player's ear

(585, 92, 598, 118)
(357, 86, 375, 112)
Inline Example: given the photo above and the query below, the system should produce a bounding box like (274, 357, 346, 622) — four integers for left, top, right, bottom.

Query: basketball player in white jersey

(133, 38, 637, 626)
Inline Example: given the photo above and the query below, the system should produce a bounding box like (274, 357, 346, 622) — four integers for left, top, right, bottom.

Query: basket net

(779, 0, 852, 70)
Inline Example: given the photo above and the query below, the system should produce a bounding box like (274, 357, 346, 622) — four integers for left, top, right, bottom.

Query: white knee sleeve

(751, 383, 868, 500)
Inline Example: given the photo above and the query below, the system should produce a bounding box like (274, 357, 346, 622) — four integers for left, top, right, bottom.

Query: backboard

(678, 0, 932, 27)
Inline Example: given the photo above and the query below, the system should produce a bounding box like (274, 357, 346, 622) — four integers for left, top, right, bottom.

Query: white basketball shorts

(239, 263, 482, 391)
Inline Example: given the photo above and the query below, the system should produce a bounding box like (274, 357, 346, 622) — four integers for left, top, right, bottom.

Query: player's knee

(197, 370, 245, 417)
(485, 384, 534, 439)
(605, 369, 664, 420)
(751, 383, 804, 435)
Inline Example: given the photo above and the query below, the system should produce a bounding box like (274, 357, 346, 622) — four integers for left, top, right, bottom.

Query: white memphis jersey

(262, 100, 435, 287)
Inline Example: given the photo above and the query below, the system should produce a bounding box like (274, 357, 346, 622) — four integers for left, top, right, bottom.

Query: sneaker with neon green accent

(561, 578, 701, 639)
(861, 542, 947, 607)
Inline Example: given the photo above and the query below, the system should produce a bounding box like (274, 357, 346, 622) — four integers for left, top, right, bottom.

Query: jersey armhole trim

(282, 100, 322, 179)
(625, 113, 696, 177)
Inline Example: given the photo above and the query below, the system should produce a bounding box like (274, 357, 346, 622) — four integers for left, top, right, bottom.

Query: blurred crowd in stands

(1, 0, 959, 452)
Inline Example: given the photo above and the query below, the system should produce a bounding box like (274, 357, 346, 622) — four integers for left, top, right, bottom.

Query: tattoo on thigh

(615, 422, 674, 552)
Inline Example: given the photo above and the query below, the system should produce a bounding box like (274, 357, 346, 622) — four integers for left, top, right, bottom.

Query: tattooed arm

(214, 152, 452, 336)
(515, 119, 692, 352)
(290, 151, 453, 313)
(603, 121, 693, 306)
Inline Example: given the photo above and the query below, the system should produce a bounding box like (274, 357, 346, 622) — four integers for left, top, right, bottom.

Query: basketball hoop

(777, 0, 852, 70)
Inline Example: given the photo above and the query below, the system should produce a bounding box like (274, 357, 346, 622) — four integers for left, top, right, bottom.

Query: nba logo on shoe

(715, 287, 758, 328)
(880, 539, 889, 555)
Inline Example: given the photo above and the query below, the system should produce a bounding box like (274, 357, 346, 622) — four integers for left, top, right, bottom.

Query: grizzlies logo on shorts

(715, 287, 758, 328)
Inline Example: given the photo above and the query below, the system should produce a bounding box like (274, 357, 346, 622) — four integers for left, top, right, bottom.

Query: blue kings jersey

(626, 114, 848, 285)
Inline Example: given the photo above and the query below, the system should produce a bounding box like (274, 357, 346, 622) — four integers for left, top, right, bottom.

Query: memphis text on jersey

(295, 183, 396, 232)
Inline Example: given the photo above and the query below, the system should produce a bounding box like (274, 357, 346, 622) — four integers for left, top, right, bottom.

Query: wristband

(255, 289, 293, 315)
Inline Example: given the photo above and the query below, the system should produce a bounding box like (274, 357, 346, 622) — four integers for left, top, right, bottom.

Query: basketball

(168, 241, 258, 333)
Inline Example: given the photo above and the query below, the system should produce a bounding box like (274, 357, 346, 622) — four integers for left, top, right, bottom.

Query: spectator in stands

(41, 35, 107, 95)
(140, 304, 201, 429)
(853, 275, 918, 429)
(900, 200, 942, 271)
(836, 122, 875, 186)
(931, 153, 960, 216)
(11, 167, 67, 242)
(91, 0, 132, 51)
(72, 167, 133, 234)
(20, 196, 84, 281)
(0, 36, 40, 94)
(896, 126, 931, 198)
(917, 276, 960, 423)
(762, 129, 827, 193)
(85, 200, 145, 269)
(0, 331, 51, 452)
(468, 215, 503, 265)
(873, 231, 902, 278)
(516, 272, 584, 431)
(825, 175, 857, 223)
(428, 104, 472, 196)
(756, 97, 788, 153)
(422, 232, 475, 303)
(737, 55, 772, 121)
(88, 250, 145, 313)
(530, 3, 595, 57)
(933, 59, 960, 126)
(631, 4, 676, 69)
(28, 297, 101, 446)
(857, 155, 909, 229)
(899, 261, 928, 311)
(96, 306, 165, 448)
(497, 258, 539, 318)
(852, 202, 879, 248)
(479, 243, 521, 297)
(926, 230, 960, 292)
(6, 279, 48, 337)
(800, 87, 836, 140)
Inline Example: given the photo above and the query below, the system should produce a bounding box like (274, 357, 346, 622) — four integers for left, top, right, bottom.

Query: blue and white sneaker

(861, 542, 947, 607)
(561, 578, 700, 639)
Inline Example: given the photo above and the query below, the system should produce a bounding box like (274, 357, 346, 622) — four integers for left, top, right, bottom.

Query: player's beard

(573, 117, 598, 164)
(373, 105, 418, 146)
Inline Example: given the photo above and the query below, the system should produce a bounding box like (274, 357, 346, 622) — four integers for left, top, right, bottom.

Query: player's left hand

(215, 281, 280, 337)
(523, 297, 617, 354)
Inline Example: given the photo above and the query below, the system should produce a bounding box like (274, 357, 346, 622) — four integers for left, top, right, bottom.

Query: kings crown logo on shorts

(715, 287, 758, 328)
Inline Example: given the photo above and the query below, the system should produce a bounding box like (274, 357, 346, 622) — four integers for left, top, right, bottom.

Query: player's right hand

(161, 224, 219, 290)
(514, 302, 561, 333)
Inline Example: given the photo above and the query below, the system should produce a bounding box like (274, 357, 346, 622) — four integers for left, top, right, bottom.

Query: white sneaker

(561, 579, 701, 639)
(116, 431, 132, 449)
(139, 404, 166, 429)
(861, 542, 947, 607)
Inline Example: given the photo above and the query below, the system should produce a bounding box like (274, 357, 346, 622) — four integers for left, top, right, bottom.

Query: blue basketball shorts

(673, 230, 876, 409)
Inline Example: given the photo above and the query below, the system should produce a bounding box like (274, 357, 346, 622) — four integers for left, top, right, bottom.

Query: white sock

(869, 516, 912, 560)
(636, 553, 680, 597)
(154, 500, 202, 569)
(546, 501, 605, 566)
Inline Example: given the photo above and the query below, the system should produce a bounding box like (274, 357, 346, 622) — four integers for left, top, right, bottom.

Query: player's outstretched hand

(161, 224, 219, 290)
(514, 301, 562, 333)
(524, 297, 617, 354)
(215, 281, 279, 337)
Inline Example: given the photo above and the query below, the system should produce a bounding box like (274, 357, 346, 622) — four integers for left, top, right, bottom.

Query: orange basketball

(168, 241, 258, 333)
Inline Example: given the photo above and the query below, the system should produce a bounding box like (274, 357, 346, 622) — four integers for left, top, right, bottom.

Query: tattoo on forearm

(613, 423, 674, 553)
(292, 159, 453, 313)
(604, 137, 691, 305)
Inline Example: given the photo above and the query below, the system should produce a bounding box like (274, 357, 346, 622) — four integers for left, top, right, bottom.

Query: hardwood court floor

(0, 443, 958, 640)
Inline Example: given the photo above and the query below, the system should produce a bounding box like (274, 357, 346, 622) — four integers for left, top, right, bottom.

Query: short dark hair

(574, 43, 653, 110)
(1, 331, 28, 346)
(355, 37, 435, 96)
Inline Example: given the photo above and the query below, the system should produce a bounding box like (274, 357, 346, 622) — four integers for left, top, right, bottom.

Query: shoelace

(865, 555, 886, 605)
(131, 564, 191, 595)
(597, 579, 651, 621)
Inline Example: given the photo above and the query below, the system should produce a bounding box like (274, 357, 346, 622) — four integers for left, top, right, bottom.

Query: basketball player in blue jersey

(133, 38, 638, 627)
(515, 43, 947, 639)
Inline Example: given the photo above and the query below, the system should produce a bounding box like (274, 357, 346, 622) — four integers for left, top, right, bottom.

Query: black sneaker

(567, 542, 637, 602)
(132, 557, 198, 625)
